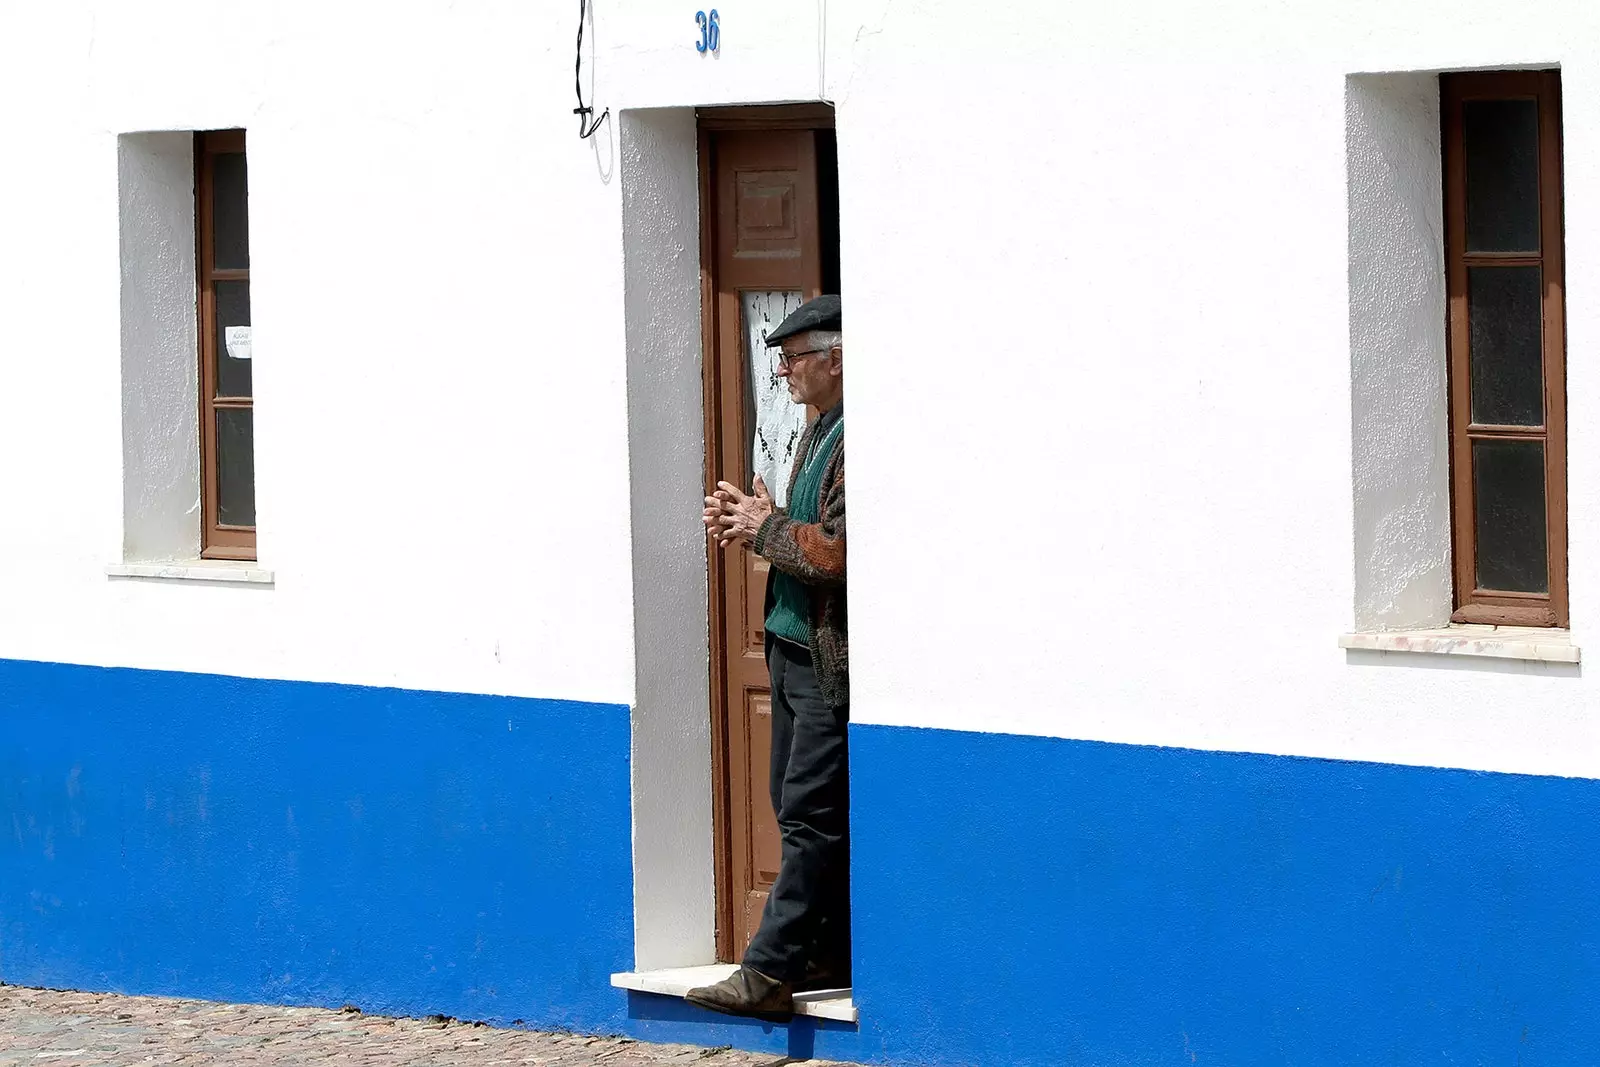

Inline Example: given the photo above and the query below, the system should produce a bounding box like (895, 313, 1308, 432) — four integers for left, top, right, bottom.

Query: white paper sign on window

(742, 290, 808, 509)
(224, 325, 253, 361)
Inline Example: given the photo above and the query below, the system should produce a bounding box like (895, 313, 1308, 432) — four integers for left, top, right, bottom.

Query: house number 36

(696, 10, 721, 53)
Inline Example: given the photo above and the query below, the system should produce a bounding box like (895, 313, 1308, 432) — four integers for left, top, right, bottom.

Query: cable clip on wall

(574, 0, 610, 140)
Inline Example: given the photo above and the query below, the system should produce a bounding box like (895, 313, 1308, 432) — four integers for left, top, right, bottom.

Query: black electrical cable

(574, 0, 609, 139)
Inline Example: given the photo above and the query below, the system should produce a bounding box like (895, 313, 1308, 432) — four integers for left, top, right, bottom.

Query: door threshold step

(611, 964, 857, 1023)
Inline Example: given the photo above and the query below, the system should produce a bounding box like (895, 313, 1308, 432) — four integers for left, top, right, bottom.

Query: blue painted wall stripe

(6, 659, 1599, 1065)
(0, 659, 635, 1032)
(850, 724, 1600, 1067)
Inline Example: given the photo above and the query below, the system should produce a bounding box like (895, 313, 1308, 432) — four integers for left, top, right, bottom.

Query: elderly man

(688, 294, 850, 1021)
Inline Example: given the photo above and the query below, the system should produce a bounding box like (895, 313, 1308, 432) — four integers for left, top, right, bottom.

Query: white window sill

(107, 561, 275, 586)
(1338, 624, 1579, 664)
(610, 964, 857, 1023)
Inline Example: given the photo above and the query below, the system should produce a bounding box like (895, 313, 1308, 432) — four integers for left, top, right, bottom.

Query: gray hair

(809, 329, 843, 353)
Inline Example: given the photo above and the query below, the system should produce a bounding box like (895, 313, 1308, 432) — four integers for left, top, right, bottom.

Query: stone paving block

(0, 986, 858, 1067)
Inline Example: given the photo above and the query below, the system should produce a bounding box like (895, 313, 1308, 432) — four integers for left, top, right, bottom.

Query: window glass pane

(1463, 98, 1540, 253)
(214, 281, 252, 398)
(742, 290, 808, 509)
(216, 408, 256, 527)
(212, 150, 250, 270)
(1473, 439, 1547, 593)
(1468, 266, 1543, 426)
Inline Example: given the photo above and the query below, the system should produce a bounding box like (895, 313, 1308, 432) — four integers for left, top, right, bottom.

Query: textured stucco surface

(1346, 74, 1452, 631)
(7, 5, 1600, 1059)
(3, 3, 1600, 826)
(118, 131, 201, 563)
(0, 660, 635, 1037)
(852, 723, 1600, 1067)
(619, 107, 715, 972)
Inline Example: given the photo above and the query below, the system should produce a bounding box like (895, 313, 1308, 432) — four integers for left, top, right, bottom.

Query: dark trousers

(741, 637, 851, 984)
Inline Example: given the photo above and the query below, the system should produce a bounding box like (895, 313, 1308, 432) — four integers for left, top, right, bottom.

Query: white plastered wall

(620, 107, 715, 970)
(7, 9, 1600, 981)
(0, 0, 855, 974)
(0, 0, 862, 710)
(118, 132, 202, 563)
(832, 1, 1600, 782)
(0, 2, 641, 705)
(1346, 74, 1453, 632)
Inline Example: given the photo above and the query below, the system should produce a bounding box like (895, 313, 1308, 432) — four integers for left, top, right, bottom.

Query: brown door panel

(745, 557, 770, 654)
(703, 123, 829, 961)
(741, 689, 780, 945)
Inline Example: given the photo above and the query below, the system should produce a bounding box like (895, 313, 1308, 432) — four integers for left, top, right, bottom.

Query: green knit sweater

(763, 413, 844, 647)
(754, 404, 849, 707)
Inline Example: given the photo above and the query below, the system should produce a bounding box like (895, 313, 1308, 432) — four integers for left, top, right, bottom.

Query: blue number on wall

(696, 9, 720, 53)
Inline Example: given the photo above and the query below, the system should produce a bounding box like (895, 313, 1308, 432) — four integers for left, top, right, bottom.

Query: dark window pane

(214, 281, 252, 398)
(1474, 439, 1547, 593)
(212, 151, 250, 269)
(1468, 266, 1543, 426)
(216, 408, 256, 527)
(1463, 98, 1540, 252)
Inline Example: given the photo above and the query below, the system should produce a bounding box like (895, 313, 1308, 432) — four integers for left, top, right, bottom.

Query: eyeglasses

(777, 347, 830, 370)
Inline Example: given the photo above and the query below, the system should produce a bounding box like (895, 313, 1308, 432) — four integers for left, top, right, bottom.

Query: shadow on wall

(1342, 649, 1580, 678)
(624, 991, 859, 1062)
(575, 0, 614, 183)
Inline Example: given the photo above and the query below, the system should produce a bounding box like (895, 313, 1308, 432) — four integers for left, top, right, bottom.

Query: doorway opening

(697, 103, 843, 964)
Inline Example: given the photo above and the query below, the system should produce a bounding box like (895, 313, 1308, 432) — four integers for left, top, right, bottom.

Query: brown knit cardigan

(754, 414, 848, 708)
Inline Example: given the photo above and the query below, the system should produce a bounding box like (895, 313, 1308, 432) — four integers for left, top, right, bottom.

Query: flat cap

(764, 294, 841, 347)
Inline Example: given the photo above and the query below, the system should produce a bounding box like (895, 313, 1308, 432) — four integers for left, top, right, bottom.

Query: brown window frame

(195, 129, 256, 560)
(1442, 70, 1567, 627)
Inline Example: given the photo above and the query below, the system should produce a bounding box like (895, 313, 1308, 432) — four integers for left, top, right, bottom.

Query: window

(1442, 71, 1566, 626)
(196, 130, 256, 559)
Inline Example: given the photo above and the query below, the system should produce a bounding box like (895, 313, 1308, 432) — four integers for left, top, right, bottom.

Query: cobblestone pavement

(0, 986, 855, 1067)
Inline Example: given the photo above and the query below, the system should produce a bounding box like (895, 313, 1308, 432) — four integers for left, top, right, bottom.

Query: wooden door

(701, 116, 838, 962)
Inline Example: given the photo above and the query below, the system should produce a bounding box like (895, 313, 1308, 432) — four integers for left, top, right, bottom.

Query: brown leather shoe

(684, 966, 794, 1020)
